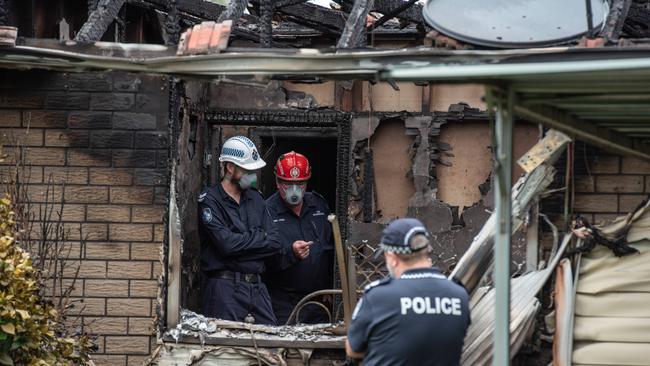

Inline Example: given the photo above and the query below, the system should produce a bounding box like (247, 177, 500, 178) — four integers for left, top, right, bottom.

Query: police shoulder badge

(290, 166, 300, 178)
(202, 208, 213, 223)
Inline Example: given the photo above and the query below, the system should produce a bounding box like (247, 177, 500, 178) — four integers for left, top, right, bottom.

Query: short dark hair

(395, 234, 431, 263)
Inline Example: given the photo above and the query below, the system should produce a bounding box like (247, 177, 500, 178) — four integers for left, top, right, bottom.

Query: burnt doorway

(189, 109, 351, 322)
(255, 128, 338, 210)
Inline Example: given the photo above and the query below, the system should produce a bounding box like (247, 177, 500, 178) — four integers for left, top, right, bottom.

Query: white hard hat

(218, 136, 266, 170)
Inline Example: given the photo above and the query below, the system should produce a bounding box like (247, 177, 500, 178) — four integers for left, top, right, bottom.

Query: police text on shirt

(400, 296, 463, 316)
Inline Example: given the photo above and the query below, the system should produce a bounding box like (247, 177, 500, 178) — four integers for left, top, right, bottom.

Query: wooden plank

(329, 214, 352, 325)
(337, 0, 373, 48)
(75, 0, 127, 43)
(163, 334, 345, 349)
(601, 0, 633, 41)
(275, 1, 346, 35)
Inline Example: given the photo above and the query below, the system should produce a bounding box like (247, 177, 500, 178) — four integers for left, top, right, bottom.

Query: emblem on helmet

(290, 166, 300, 178)
(252, 149, 259, 161)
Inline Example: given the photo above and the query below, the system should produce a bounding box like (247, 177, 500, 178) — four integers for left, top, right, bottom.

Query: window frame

(163, 109, 352, 347)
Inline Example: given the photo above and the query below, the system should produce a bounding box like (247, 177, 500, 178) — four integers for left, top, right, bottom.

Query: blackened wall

(0, 69, 169, 366)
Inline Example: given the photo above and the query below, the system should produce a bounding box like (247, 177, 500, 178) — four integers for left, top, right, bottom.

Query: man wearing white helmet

(198, 136, 311, 324)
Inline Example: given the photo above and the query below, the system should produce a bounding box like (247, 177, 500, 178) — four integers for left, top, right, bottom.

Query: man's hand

(292, 240, 313, 260)
(345, 339, 365, 360)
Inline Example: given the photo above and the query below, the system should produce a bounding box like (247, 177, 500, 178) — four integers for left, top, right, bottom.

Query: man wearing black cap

(345, 218, 471, 366)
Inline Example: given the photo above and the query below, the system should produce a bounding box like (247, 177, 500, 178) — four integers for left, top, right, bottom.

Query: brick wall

(572, 147, 650, 222)
(0, 70, 169, 366)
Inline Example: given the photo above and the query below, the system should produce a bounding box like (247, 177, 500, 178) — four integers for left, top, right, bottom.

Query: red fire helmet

(275, 151, 311, 181)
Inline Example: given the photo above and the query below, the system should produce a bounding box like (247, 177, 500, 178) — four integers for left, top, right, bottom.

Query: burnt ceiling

(4, 0, 650, 49)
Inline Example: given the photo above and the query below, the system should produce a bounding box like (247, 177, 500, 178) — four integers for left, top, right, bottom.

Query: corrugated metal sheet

(461, 234, 573, 365)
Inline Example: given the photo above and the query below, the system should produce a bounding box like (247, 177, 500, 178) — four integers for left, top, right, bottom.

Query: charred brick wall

(0, 69, 169, 366)
(572, 145, 650, 222)
(541, 143, 650, 235)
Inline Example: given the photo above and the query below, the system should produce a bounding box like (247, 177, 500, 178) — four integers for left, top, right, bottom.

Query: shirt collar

(216, 183, 250, 204)
(400, 267, 445, 280)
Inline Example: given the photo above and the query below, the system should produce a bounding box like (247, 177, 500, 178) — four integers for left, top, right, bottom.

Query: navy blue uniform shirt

(264, 192, 334, 323)
(264, 192, 334, 292)
(199, 184, 284, 274)
(348, 267, 470, 366)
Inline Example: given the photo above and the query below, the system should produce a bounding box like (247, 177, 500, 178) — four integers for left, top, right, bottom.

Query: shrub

(0, 196, 93, 365)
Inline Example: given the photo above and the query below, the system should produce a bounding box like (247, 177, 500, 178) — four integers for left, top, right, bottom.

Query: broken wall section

(348, 109, 480, 283)
(348, 105, 540, 286)
(172, 79, 212, 316)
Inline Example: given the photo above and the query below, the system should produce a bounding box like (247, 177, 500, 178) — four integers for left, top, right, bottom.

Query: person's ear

(226, 162, 236, 176)
(384, 252, 396, 266)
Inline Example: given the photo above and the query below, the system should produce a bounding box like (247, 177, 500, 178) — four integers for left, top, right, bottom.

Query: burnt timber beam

(333, 0, 425, 25)
(601, 0, 633, 41)
(275, 0, 309, 8)
(139, 0, 226, 21)
(260, 0, 272, 47)
(75, 0, 127, 43)
(143, 0, 421, 41)
(216, 0, 248, 22)
(129, 0, 290, 46)
(277, 0, 427, 34)
(373, 0, 425, 25)
(338, 0, 374, 48)
(0, 0, 8, 26)
(87, 0, 98, 16)
(271, 1, 346, 35)
(163, 0, 181, 45)
(369, 0, 418, 30)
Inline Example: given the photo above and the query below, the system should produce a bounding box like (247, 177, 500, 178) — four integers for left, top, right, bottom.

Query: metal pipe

(585, 0, 594, 38)
(285, 289, 342, 325)
(295, 301, 333, 324)
(384, 57, 650, 81)
(492, 87, 514, 365)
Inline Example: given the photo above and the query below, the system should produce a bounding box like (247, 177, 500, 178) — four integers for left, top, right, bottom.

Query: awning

(2, 38, 650, 160)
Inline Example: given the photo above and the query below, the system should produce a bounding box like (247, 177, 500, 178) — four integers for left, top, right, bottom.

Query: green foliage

(0, 196, 93, 365)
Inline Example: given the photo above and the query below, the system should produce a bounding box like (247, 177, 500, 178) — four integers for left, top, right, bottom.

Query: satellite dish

(423, 0, 609, 48)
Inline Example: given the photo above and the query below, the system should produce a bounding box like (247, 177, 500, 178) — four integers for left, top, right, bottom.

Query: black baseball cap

(374, 218, 431, 258)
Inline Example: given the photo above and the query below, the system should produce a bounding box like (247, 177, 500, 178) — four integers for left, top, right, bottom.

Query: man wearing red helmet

(264, 151, 335, 324)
